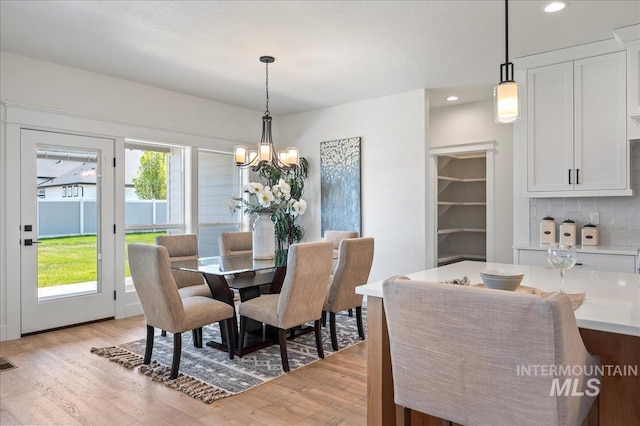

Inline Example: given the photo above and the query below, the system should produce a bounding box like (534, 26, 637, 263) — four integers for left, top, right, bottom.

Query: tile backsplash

(529, 143, 640, 246)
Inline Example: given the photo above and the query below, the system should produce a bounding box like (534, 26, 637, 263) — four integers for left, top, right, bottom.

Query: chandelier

(234, 56, 299, 172)
(494, 0, 520, 123)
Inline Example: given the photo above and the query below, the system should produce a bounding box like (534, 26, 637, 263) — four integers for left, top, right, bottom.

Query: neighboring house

(36, 149, 143, 199)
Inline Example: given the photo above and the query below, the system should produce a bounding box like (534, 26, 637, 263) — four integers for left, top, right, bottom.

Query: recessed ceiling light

(544, 1, 568, 13)
(446, 96, 459, 101)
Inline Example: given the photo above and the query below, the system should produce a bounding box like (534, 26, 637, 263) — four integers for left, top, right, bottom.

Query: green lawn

(38, 232, 165, 287)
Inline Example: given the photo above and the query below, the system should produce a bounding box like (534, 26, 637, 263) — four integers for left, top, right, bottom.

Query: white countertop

(513, 243, 640, 256)
(356, 261, 640, 337)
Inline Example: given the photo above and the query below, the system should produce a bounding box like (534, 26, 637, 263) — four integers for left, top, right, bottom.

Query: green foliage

(133, 151, 167, 200)
(257, 158, 309, 247)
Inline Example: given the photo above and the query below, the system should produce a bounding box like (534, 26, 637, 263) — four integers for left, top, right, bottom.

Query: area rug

(91, 309, 366, 403)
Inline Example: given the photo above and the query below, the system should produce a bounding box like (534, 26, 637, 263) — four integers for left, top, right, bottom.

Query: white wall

(278, 90, 427, 282)
(429, 99, 514, 263)
(0, 52, 261, 143)
(0, 52, 262, 340)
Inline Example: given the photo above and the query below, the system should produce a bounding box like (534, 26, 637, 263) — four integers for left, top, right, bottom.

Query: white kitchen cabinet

(514, 245, 639, 274)
(626, 41, 640, 140)
(526, 50, 628, 196)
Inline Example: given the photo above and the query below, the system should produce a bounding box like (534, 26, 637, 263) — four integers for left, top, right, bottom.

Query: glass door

(20, 129, 115, 334)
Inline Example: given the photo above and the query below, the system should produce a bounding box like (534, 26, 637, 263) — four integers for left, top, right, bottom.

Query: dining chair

(218, 231, 254, 256)
(219, 231, 275, 294)
(322, 237, 374, 350)
(237, 241, 333, 372)
(323, 230, 359, 262)
(128, 243, 236, 379)
(382, 276, 600, 426)
(156, 234, 211, 298)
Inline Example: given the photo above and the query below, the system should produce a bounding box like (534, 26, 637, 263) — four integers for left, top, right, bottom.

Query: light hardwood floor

(0, 316, 367, 425)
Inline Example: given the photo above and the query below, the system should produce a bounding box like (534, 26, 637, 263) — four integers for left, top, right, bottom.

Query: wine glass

(546, 243, 578, 296)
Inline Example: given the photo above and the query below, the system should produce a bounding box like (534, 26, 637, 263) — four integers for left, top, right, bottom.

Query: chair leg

(161, 330, 167, 337)
(348, 308, 353, 317)
(314, 320, 325, 359)
(170, 332, 182, 380)
(225, 319, 235, 360)
(144, 325, 154, 364)
(322, 310, 327, 327)
(192, 328, 202, 348)
(356, 306, 365, 340)
(238, 316, 247, 357)
(330, 312, 339, 351)
(278, 328, 290, 372)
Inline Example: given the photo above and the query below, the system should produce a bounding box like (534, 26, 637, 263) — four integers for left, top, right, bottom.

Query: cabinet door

(574, 51, 627, 191)
(527, 62, 574, 192)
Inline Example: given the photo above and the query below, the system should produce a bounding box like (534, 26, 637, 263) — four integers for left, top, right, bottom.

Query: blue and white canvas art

(320, 137, 361, 236)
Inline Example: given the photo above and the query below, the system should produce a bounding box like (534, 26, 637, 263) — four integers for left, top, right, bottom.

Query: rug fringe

(92, 348, 231, 404)
(90, 346, 144, 369)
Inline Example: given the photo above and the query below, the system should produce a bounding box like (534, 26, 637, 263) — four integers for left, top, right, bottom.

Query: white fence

(38, 199, 167, 238)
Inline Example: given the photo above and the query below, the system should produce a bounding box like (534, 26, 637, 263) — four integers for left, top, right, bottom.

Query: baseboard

(124, 302, 143, 318)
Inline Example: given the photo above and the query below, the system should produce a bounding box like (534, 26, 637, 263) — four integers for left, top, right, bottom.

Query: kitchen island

(356, 261, 640, 426)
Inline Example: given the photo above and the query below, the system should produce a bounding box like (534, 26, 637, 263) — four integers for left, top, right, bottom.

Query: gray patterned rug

(91, 309, 366, 403)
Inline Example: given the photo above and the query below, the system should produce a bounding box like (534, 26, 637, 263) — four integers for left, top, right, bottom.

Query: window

(197, 149, 242, 257)
(124, 140, 185, 280)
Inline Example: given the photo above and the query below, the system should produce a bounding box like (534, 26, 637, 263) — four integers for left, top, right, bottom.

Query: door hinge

(113, 157, 116, 167)
(114, 290, 117, 300)
(113, 224, 116, 234)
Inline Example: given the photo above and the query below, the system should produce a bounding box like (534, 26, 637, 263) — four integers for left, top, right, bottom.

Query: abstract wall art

(320, 137, 361, 236)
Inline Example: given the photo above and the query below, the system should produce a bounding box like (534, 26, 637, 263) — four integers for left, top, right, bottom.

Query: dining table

(171, 250, 289, 353)
(356, 260, 640, 426)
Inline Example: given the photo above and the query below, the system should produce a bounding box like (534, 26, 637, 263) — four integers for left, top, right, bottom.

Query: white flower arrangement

(228, 179, 306, 217)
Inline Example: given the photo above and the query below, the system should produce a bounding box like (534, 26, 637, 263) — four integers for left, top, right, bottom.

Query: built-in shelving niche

(428, 142, 495, 267)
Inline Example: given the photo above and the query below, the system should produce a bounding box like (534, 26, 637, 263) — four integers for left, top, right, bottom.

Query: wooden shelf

(438, 201, 486, 206)
(437, 228, 486, 235)
(437, 175, 486, 183)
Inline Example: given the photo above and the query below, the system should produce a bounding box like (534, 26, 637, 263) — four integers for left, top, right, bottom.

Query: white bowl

(479, 270, 524, 291)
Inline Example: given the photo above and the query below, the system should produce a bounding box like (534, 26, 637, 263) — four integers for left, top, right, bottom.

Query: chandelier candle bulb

(234, 146, 248, 164)
(540, 216, 557, 244)
(559, 219, 577, 246)
(286, 147, 299, 165)
(278, 150, 288, 163)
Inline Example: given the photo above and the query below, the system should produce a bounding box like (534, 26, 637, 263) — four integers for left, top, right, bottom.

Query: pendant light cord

(505, 0, 509, 64)
(264, 61, 270, 116)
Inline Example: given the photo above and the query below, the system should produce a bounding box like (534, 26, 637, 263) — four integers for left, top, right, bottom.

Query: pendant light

(234, 56, 299, 172)
(494, 0, 520, 123)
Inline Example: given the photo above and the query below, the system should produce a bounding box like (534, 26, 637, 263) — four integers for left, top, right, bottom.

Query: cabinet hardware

(568, 169, 572, 185)
(576, 168, 580, 184)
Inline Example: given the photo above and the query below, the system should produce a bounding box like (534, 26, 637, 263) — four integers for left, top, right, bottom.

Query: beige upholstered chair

(237, 241, 333, 372)
(323, 230, 359, 260)
(219, 231, 253, 256)
(156, 234, 211, 298)
(128, 244, 235, 379)
(382, 277, 600, 426)
(322, 237, 374, 350)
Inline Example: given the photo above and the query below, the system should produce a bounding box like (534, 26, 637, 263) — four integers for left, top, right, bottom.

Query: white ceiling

(1, 1, 639, 114)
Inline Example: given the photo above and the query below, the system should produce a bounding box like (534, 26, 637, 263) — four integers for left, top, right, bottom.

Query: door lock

(24, 239, 40, 246)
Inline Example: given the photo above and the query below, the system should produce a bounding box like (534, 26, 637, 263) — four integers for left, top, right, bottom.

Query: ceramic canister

(540, 216, 556, 244)
(559, 219, 577, 245)
(582, 223, 599, 246)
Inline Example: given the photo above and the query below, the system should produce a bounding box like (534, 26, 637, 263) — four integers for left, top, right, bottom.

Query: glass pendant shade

(494, 81, 520, 123)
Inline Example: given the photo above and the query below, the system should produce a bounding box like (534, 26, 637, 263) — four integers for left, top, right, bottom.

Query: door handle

(24, 239, 40, 246)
